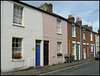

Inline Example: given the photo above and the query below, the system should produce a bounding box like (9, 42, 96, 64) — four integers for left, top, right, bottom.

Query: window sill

(12, 59, 25, 62)
(83, 39, 86, 40)
(13, 23, 25, 28)
(72, 36, 76, 38)
(57, 56, 63, 58)
(57, 33, 62, 35)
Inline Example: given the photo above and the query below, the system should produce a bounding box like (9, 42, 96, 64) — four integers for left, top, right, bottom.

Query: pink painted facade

(43, 13, 68, 65)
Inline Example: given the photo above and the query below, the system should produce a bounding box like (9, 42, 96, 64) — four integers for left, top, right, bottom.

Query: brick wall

(68, 15, 95, 60)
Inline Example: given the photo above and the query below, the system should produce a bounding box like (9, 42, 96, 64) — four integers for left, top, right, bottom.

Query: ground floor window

(72, 43, 75, 55)
(12, 37, 22, 59)
(57, 42, 62, 56)
(91, 45, 93, 53)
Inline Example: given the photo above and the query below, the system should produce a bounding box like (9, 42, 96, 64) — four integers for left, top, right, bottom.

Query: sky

(22, 1, 99, 33)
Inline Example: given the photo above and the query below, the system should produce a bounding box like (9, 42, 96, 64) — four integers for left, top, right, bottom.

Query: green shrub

(57, 53, 62, 56)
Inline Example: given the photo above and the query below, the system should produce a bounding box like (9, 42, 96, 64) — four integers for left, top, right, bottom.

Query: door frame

(72, 41, 76, 60)
(35, 40, 41, 67)
(83, 45, 86, 59)
(87, 45, 89, 58)
(44, 40, 49, 66)
(77, 43, 80, 60)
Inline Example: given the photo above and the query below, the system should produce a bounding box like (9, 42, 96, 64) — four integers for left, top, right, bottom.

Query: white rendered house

(1, 1, 44, 72)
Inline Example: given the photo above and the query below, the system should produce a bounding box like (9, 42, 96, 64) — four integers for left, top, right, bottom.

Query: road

(42, 60, 99, 75)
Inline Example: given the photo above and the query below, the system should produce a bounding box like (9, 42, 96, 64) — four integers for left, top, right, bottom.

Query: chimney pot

(68, 14, 75, 22)
(76, 17, 82, 25)
(76, 18, 81, 21)
(68, 14, 74, 18)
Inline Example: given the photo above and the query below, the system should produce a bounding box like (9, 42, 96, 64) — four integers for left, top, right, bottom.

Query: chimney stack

(38, 3, 53, 13)
(68, 14, 75, 22)
(88, 26, 92, 30)
(83, 25, 88, 28)
(76, 17, 82, 25)
(48, 3, 52, 13)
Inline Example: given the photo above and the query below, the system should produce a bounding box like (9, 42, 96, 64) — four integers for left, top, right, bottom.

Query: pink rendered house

(42, 12, 68, 66)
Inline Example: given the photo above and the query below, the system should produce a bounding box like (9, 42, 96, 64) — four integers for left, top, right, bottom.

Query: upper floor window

(97, 35, 98, 41)
(13, 4, 23, 25)
(12, 37, 23, 59)
(91, 32, 93, 41)
(72, 24, 76, 37)
(57, 19, 61, 33)
(83, 29, 85, 40)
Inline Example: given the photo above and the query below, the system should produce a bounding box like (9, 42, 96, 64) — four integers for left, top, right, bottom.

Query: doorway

(44, 41, 49, 66)
(83, 45, 86, 59)
(77, 44, 80, 60)
(36, 40, 41, 67)
(87, 45, 88, 58)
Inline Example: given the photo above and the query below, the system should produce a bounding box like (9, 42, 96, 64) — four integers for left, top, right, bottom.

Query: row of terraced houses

(1, 1, 100, 72)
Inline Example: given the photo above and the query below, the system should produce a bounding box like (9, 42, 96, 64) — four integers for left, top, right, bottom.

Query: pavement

(1, 58, 95, 75)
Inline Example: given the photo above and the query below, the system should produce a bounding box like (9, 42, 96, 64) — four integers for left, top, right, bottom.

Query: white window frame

(13, 4, 23, 26)
(72, 41, 76, 60)
(72, 24, 76, 37)
(12, 37, 23, 59)
(91, 32, 93, 41)
(57, 42, 62, 54)
(83, 45, 86, 59)
(83, 29, 85, 40)
(91, 44, 93, 53)
(57, 19, 61, 34)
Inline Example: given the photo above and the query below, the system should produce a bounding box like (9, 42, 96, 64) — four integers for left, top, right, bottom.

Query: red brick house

(67, 14, 95, 60)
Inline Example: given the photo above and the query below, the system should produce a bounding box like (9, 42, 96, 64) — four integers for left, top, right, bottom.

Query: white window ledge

(72, 41, 76, 44)
(13, 23, 25, 28)
(83, 43, 86, 45)
(87, 43, 89, 45)
(12, 59, 25, 62)
(57, 33, 62, 35)
(77, 42, 80, 44)
(57, 56, 63, 58)
(83, 38, 86, 40)
(72, 36, 76, 38)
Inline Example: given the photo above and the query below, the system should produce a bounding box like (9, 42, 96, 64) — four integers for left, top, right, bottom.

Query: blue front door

(36, 44, 40, 66)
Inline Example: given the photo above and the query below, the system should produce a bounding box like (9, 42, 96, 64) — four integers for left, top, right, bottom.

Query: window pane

(16, 6, 19, 15)
(19, 8, 22, 16)
(19, 17, 22, 24)
(12, 48, 14, 54)
(12, 38, 22, 59)
(16, 43, 18, 47)
(57, 42, 61, 53)
(13, 5, 23, 24)
(57, 20, 61, 33)
(18, 44, 22, 47)
(72, 44, 75, 54)
(12, 43, 14, 47)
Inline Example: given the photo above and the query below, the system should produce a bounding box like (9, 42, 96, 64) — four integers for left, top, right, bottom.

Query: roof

(12, 0, 98, 35)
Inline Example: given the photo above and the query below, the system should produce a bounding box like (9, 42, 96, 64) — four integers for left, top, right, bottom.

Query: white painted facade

(95, 34, 99, 54)
(1, 1, 43, 72)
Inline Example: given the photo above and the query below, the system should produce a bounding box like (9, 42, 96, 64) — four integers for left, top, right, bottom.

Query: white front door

(72, 43, 76, 60)
(77, 44, 81, 60)
(83, 45, 86, 59)
(94, 44, 95, 57)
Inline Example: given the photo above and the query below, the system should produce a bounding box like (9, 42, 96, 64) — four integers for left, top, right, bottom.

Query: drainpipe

(80, 26, 82, 60)
(69, 40, 70, 55)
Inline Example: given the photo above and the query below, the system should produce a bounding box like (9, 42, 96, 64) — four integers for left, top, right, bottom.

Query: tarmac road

(41, 60, 99, 75)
